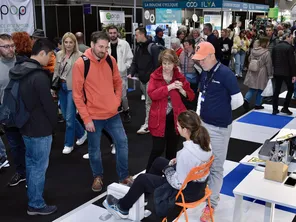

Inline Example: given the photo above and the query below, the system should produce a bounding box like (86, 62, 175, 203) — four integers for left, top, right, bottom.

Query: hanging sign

(0, 0, 34, 34)
(99, 10, 125, 24)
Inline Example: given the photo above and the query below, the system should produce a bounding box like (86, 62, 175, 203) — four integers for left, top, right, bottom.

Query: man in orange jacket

(72, 31, 133, 192)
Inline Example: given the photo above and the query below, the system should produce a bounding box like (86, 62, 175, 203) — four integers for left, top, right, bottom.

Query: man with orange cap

(192, 42, 243, 222)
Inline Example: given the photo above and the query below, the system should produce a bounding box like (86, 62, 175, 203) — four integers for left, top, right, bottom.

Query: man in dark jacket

(265, 25, 279, 56)
(9, 39, 58, 215)
(203, 23, 222, 61)
(129, 27, 161, 134)
(153, 26, 165, 46)
(272, 33, 296, 115)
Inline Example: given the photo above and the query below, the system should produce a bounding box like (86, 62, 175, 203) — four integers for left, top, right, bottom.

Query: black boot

(122, 110, 131, 123)
(243, 99, 249, 111)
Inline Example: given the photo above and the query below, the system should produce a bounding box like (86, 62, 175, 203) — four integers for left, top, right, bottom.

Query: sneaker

(235, 74, 239, 77)
(103, 194, 129, 219)
(118, 106, 123, 113)
(122, 110, 131, 123)
(254, 105, 264, 110)
(92, 176, 103, 192)
(200, 205, 214, 222)
(111, 144, 116, 155)
(0, 156, 9, 170)
(272, 110, 279, 115)
(27, 205, 57, 216)
(8, 173, 26, 187)
(76, 131, 87, 146)
(141, 94, 145, 101)
(62, 146, 73, 154)
(243, 99, 249, 111)
(83, 153, 89, 159)
(281, 108, 293, 115)
(58, 115, 64, 123)
(120, 176, 134, 187)
(137, 124, 149, 134)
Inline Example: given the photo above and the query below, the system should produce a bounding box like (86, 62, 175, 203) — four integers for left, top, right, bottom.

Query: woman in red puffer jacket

(146, 49, 195, 172)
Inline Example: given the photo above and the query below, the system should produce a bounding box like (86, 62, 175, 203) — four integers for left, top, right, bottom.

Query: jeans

(5, 127, 26, 176)
(121, 76, 129, 111)
(146, 111, 180, 172)
(234, 50, 246, 75)
(140, 81, 152, 126)
(202, 121, 232, 208)
(88, 114, 129, 181)
(245, 88, 263, 106)
(23, 135, 52, 209)
(0, 137, 6, 158)
(59, 82, 85, 147)
(273, 76, 294, 111)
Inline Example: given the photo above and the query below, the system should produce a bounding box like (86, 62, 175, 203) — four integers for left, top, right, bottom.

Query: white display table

(232, 169, 296, 222)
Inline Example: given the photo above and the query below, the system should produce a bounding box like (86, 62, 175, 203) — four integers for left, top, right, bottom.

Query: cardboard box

(264, 160, 288, 183)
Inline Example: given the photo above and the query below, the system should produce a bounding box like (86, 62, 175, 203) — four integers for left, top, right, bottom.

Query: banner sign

(0, 0, 34, 35)
(143, 0, 223, 9)
(99, 10, 125, 24)
(156, 8, 182, 24)
(83, 4, 92, 15)
(223, 1, 269, 12)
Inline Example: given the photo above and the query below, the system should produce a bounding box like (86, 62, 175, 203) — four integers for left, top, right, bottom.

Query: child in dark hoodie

(103, 110, 212, 220)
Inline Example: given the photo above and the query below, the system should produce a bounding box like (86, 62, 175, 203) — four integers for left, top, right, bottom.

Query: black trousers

(146, 111, 180, 172)
(273, 76, 294, 111)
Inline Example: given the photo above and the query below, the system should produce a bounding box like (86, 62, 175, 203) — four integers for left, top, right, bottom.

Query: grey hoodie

(165, 140, 212, 189)
(0, 57, 16, 102)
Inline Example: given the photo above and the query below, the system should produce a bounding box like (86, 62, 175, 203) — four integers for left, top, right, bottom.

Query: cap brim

(31, 35, 46, 38)
(192, 53, 207, 61)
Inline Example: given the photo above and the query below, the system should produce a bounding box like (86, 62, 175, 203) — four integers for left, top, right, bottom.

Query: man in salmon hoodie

(72, 31, 133, 192)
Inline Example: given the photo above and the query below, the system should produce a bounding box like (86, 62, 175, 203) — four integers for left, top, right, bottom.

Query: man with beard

(107, 25, 133, 123)
(0, 34, 26, 186)
(72, 31, 133, 192)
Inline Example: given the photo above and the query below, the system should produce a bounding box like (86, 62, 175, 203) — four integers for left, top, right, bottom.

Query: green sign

(268, 8, 278, 19)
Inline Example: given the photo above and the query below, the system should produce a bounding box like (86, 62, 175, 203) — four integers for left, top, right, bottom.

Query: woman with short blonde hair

(53, 32, 86, 154)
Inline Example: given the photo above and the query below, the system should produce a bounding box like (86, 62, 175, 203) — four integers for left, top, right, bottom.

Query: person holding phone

(53, 32, 87, 154)
(145, 49, 195, 172)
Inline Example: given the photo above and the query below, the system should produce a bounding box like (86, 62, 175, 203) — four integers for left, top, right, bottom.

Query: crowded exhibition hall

(1, 0, 296, 221)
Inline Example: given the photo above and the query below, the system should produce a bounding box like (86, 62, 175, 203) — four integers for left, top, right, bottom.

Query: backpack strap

(81, 55, 90, 104)
(106, 54, 113, 74)
(147, 43, 154, 55)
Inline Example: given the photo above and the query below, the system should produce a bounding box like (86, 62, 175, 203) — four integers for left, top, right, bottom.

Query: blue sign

(223, 1, 269, 12)
(156, 8, 182, 24)
(83, 4, 92, 14)
(143, 1, 223, 9)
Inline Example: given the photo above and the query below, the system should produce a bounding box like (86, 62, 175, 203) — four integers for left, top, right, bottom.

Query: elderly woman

(190, 28, 204, 46)
(171, 37, 183, 57)
(53, 32, 87, 154)
(145, 49, 195, 172)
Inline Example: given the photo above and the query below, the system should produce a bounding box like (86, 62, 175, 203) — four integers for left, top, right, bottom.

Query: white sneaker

(83, 153, 89, 159)
(62, 146, 73, 154)
(111, 144, 116, 154)
(137, 124, 149, 134)
(141, 94, 145, 101)
(76, 131, 87, 146)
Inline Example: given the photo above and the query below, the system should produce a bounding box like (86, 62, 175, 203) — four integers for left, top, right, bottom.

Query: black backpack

(0, 79, 29, 128)
(81, 54, 113, 102)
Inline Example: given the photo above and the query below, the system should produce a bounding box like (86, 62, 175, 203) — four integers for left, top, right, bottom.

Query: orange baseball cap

(192, 42, 215, 60)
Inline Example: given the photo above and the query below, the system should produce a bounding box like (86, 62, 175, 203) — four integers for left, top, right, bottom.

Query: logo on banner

(106, 12, 120, 20)
(0, 4, 26, 20)
(186, 1, 198, 8)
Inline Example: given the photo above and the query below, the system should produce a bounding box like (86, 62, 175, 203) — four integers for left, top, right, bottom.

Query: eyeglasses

(0, 44, 15, 50)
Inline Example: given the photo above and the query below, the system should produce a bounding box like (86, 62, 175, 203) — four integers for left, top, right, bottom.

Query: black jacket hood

(9, 57, 45, 80)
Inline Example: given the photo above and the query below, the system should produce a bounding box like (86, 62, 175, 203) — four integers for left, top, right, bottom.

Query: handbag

(51, 52, 74, 90)
(261, 79, 273, 97)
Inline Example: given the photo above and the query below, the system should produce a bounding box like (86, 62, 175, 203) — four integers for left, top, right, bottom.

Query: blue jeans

(88, 114, 129, 181)
(0, 137, 6, 158)
(245, 88, 263, 106)
(59, 82, 85, 147)
(23, 135, 52, 209)
(5, 128, 26, 176)
(234, 50, 246, 75)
